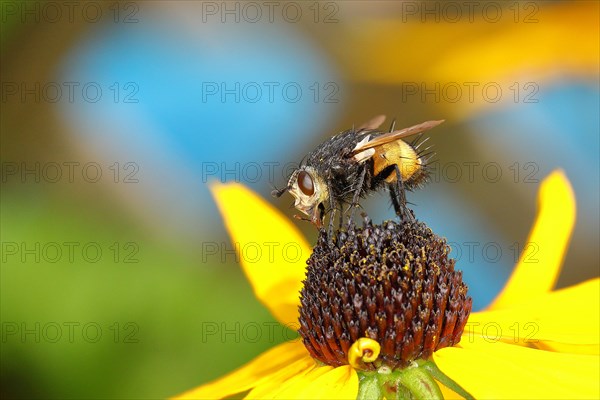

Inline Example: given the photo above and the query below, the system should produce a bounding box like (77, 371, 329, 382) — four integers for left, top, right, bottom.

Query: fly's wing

(352, 115, 387, 162)
(357, 115, 386, 131)
(350, 120, 444, 162)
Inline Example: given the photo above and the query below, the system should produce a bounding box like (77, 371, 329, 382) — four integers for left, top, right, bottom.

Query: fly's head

(273, 166, 330, 228)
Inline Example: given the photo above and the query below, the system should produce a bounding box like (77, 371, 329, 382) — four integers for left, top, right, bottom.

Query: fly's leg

(347, 165, 367, 229)
(390, 164, 413, 222)
(327, 183, 337, 240)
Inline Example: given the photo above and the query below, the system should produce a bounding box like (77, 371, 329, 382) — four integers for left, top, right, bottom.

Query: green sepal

(421, 360, 475, 400)
(397, 364, 443, 400)
(357, 372, 383, 400)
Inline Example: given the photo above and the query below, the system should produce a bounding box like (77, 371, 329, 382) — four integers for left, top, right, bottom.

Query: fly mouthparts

(293, 214, 310, 222)
(271, 187, 288, 198)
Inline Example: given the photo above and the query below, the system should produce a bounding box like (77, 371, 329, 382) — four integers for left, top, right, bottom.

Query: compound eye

(297, 171, 315, 196)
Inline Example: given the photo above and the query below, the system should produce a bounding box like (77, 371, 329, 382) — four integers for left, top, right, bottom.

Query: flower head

(300, 216, 471, 370)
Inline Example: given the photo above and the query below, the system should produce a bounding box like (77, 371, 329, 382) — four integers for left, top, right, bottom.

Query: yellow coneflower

(175, 170, 599, 399)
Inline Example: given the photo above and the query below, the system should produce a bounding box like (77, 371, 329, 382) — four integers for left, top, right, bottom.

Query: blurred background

(1, 1, 598, 398)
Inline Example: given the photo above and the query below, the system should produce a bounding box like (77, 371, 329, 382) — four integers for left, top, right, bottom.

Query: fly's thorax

(372, 140, 422, 184)
(287, 166, 330, 217)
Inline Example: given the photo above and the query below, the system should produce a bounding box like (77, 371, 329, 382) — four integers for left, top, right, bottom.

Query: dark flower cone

(299, 215, 472, 370)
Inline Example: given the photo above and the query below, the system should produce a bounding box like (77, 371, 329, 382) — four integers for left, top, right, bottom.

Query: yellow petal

(173, 340, 313, 400)
(467, 279, 599, 354)
(247, 365, 358, 399)
(278, 365, 358, 399)
(434, 335, 600, 399)
(534, 341, 600, 356)
(245, 363, 323, 399)
(489, 170, 576, 310)
(210, 182, 312, 325)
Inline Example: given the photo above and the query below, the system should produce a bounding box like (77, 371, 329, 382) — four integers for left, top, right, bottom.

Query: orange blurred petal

(335, 2, 599, 118)
(489, 170, 575, 310)
(209, 182, 311, 326)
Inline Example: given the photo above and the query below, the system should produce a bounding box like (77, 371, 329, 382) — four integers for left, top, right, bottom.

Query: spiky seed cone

(299, 216, 472, 370)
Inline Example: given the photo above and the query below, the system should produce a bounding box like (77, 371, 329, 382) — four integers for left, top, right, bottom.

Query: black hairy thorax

(301, 129, 428, 204)
(302, 129, 367, 201)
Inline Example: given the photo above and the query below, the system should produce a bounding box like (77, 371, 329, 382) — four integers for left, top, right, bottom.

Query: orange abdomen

(372, 140, 422, 184)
